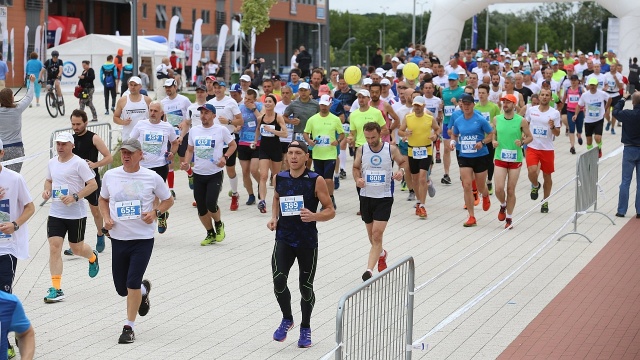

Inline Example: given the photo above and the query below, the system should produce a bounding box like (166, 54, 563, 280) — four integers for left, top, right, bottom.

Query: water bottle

(164, 151, 171, 165)
(315, 135, 322, 145)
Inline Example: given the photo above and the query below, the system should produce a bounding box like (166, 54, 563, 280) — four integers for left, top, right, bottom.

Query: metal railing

(48, 122, 114, 159)
(323, 256, 415, 360)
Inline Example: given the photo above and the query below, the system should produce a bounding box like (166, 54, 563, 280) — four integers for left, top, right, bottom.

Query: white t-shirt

(473, 68, 490, 83)
(0, 167, 33, 259)
(275, 101, 294, 143)
(586, 73, 607, 90)
(290, 55, 297, 69)
(574, 63, 588, 79)
(433, 75, 449, 90)
(162, 94, 192, 131)
(536, 78, 560, 94)
(187, 102, 205, 128)
(207, 95, 241, 134)
(604, 72, 623, 96)
(120, 95, 150, 140)
(578, 90, 610, 123)
(156, 63, 170, 77)
(100, 166, 171, 240)
(489, 86, 502, 105)
(423, 96, 442, 119)
(207, 63, 218, 75)
(525, 106, 561, 151)
(523, 82, 541, 95)
(129, 120, 178, 168)
(188, 125, 235, 175)
(47, 155, 96, 219)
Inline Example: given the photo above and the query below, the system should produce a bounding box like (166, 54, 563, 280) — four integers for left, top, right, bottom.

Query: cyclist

(43, 50, 64, 104)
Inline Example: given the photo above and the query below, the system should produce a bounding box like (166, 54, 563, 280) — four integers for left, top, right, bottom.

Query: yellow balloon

(344, 66, 362, 85)
(403, 62, 419, 80)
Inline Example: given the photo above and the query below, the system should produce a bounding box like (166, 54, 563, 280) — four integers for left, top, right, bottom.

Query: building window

(0, 0, 14, 6)
(172, 6, 183, 29)
(142, 3, 147, 19)
(192, 9, 196, 24)
(156, 5, 168, 29)
(201, 10, 211, 24)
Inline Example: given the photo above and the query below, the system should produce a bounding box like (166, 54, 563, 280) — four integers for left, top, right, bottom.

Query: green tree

(240, 0, 279, 35)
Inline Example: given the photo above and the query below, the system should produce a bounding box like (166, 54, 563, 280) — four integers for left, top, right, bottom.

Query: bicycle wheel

(45, 92, 58, 118)
(58, 96, 66, 116)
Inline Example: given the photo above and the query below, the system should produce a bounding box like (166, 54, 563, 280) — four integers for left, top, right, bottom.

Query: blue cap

(213, 80, 227, 87)
(197, 103, 217, 113)
(448, 72, 459, 80)
(551, 60, 558, 65)
(490, 60, 500, 65)
(523, 70, 532, 75)
(230, 83, 242, 93)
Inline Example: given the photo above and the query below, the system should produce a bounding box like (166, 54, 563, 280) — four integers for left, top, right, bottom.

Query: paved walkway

(4, 89, 636, 359)
(499, 217, 640, 360)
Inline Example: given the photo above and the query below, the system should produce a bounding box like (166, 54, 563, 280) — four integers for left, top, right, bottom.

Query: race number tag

(365, 171, 386, 186)
(500, 149, 517, 162)
(482, 112, 491, 122)
(294, 133, 306, 141)
(143, 131, 163, 155)
(52, 185, 69, 202)
(260, 124, 275, 137)
(175, 127, 181, 137)
(587, 103, 601, 118)
(247, 121, 256, 128)
(115, 200, 141, 220)
(315, 136, 331, 146)
(342, 123, 350, 133)
(280, 195, 303, 216)
(569, 95, 580, 103)
(194, 136, 214, 160)
(412, 147, 428, 159)
(460, 140, 477, 154)
(0, 199, 10, 239)
(532, 126, 548, 138)
(444, 106, 455, 116)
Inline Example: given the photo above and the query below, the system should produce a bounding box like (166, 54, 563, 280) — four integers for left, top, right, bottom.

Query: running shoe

(400, 179, 408, 191)
(192, 201, 197, 207)
(230, 192, 239, 211)
(541, 202, 549, 213)
(63, 248, 74, 256)
(473, 190, 480, 206)
(157, 211, 169, 234)
(298, 327, 313, 348)
(139, 279, 151, 316)
(435, 152, 441, 164)
(340, 169, 347, 179)
(498, 205, 507, 221)
(605, 121, 611, 131)
(258, 200, 267, 213)
(441, 174, 452, 185)
(111, 106, 115, 112)
(104, 110, 109, 115)
(427, 180, 436, 198)
(44, 287, 65, 303)
(118, 325, 135, 344)
(407, 191, 416, 201)
(188, 174, 194, 190)
(378, 250, 388, 272)
(570, 147, 576, 154)
(334, 175, 340, 190)
(487, 182, 493, 195)
(482, 195, 491, 211)
(200, 232, 216, 246)
(88, 250, 99, 278)
(362, 270, 373, 282)
(418, 206, 427, 219)
(463, 216, 477, 227)
(415, 205, 421, 216)
(170, 190, 176, 200)
(577, 136, 583, 145)
(505, 218, 513, 229)
(96, 234, 105, 253)
(598, 149, 602, 158)
(611, 129, 616, 135)
(246, 194, 256, 205)
(530, 182, 541, 200)
(215, 222, 225, 242)
(7, 345, 15, 359)
(331, 195, 337, 210)
(273, 318, 294, 342)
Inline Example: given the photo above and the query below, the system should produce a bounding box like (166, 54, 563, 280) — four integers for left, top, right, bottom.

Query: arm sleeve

(230, 103, 241, 116)
(10, 300, 31, 334)
(87, 68, 96, 82)
(283, 104, 293, 117)
(79, 159, 97, 183)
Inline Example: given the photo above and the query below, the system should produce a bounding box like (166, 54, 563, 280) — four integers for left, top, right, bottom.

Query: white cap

(397, 64, 405, 70)
(577, 50, 584, 55)
(588, 52, 593, 56)
(319, 94, 332, 106)
(504, 47, 510, 53)
(54, 132, 74, 143)
(163, 79, 177, 87)
(298, 82, 310, 90)
(511, 54, 517, 59)
(375, 67, 385, 75)
(380, 78, 391, 86)
(128, 76, 142, 85)
(240, 74, 251, 82)
(456, 67, 466, 75)
(412, 96, 426, 106)
(419, 67, 429, 73)
(500, 51, 505, 56)
(513, 60, 521, 67)
(408, 47, 415, 53)
(385, 70, 396, 78)
(363, 78, 373, 85)
(522, 52, 528, 56)
(391, 56, 400, 63)
(357, 89, 370, 97)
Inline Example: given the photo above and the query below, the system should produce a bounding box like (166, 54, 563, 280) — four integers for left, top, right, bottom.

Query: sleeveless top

(73, 130, 100, 177)
(564, 87, 582, 112)
(494, 114, 524, 163)
(375, 101, 391, 143)
(360, 142, 394, 199)
(406, 112, 434, 157)
(259, 113, 281, 150)
(275, 169, 320, 248)
(121, 95, 149, 140)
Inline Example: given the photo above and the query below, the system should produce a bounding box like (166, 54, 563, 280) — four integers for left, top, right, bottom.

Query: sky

(331, 2, 538, 15)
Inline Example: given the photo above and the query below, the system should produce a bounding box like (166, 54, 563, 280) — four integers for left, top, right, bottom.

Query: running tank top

(259, 113, 281, 149)
(494, 114, 524, 163)
(564, 87, 582, 112)
(406, 113, 434, 156)
(360, 142, 394, 199)
(121, 95, 149, 140)
(489, 86, 502, 105)
(375, 101, 391, 143)
(275, 169, 320, 248)
(73, 130, 100, 177)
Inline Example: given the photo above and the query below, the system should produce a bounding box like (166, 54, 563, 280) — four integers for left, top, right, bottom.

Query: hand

(180, 162, 190, 170)
(475, 141, 483, 150)
(42, 190, 51, 200)
(216, 157, 226, 167)
(493, 140, 499, 148)
(141, 211, 155, 224)
(29, 74, 36, 82)
(450, 142, 456, 150)
(0, 187, 5, 200)
(290, 118, 300, 126)
(0, 222, 16, 235)
(218, 116, 229, 125)
(60, 194, 75, 205)
(344, 105, 352, 112)
(267, 218, 278, 231)
(347, 136, 354, 145)
(547, 119, 555, 128)
(405, 129, 413, 136)
(330, 140, 339, 146)
(451, 98, 458, 105)
(103, 218, 114, 231)
(514, 139, 522, 147)
(309, 140, 316, 147)
(300, 208, 315, 222)
(429, 134, 438, 142)
(356, 178, 366, 188)
(178, 137, 183, 145)
(86, 160, 97, 169)
(392, 170, 403, 181)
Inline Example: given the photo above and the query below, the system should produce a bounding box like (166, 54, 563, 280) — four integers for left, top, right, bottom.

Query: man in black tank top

(64, 110, 113, 256)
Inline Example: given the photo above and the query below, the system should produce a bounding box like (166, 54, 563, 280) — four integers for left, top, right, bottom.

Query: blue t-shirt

(1, 292, 31, 356)
(25, 59, 44, 76)
(287, 82, 301, 94)
(600, 63, 610, 73)
(452, 111, 493, 158)
(0, 61, 8, 80)
(238, 102, 263, 145)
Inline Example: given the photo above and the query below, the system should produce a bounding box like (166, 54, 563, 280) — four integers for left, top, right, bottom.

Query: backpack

(103, 67, 115, 89)
(122, 66, 134, 85)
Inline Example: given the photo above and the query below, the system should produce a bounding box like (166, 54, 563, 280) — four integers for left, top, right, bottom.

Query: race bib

(247, 121, 256, 128)
(532, 126, 548, 138)
(194, 136, 215, 160)
(260, 124, 275, 137)
(115, 200, 141, 220)
(294, 133, 306, 141)
(342, 123, 350, 133)
(569, 95, 580, 103)
(460, 140, 477, 154)
(143, 131, 163, 155)
(175, 127, 181, 137)
(427, 107, 436, 114)
(365, 170, 386, 186)
(444, 106, 455, 116)
(412, 146, 428, 159)
(0, 199, 10, 239)
(315, 136, 331, 146)
(280, 195, 303, 216)
(500, 149, 518, 162)
(52, 185, 69, 202)
(587, 103, 601, 118)
(482, 112, 491, 122)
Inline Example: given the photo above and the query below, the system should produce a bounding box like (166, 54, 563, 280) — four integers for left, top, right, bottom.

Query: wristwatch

(72, 193, 79, 202)
(12, 221, 19, 231)
(155, 209, 162, 217)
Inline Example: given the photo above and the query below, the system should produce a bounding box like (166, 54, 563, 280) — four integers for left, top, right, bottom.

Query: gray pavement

(6, 89, 635, 359)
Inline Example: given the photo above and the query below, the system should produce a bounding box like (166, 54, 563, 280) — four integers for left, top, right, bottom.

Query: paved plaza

(5, 89, 635, 359)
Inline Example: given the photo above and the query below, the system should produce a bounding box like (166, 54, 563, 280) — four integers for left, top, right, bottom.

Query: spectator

(24, 52, 44, 107)
(296, 45, 313, 78)
(613, 92, 640, 218)
(0, 74, 35, 172)
(0, 54, 8, 90)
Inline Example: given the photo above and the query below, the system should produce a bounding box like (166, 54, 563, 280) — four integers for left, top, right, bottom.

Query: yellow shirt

(406, 112, 434, 156)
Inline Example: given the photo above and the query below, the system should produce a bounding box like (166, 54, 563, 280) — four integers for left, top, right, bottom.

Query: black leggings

(486, 142, 495, 181)
(104, 86, 117, 110)
(193, 172, 223, 216)
(272, 241, 317, 328)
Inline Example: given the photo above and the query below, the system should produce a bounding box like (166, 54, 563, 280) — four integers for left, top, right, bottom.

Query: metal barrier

(558, 147, 615, 243)
(324, 256, 415, 360)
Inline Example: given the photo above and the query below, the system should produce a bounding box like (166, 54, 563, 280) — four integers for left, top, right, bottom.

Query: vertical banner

(0, 6, 7, 60)
(316, 0, 326, 19)
(10, 28, 14, 78)
(167, 15, 179, 57)
(54, 28, 63, 47)
(471, 15, 478, 49)
(34, 25, 42, 58)
(250, 28, 256, 73)
(191, 19, 203, 82)
(216, 24, 228, 63)
(231, 19, 241, 73)
(23, 26, 28, 80)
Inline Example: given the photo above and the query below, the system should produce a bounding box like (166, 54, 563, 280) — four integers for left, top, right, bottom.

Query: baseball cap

(375, 67, 385, 75)
(54, 132, 74, 143)
(120, 138, 142, 152)
(564, 64, 574, 71)
(288, 140, 309, 153)
(380, 78, 391, 86)
(363, 78, 373, 85)
(500, 94, 518, 103)
(216, 80, 227, 87)
(448, 72, 459, 80)
(500, 51, 506, 56)
(511, 54, 517, 60)
(504, 47, 510, 53)
(588, 52, 593, 56)
(230, 84, 242, 93)
(412, 96, 426, 106)
(205, 75, 217, 82)
(542, 80, 551, 86)
(163, 79, 177, 87)
(460, 94, 475, 103)
(513, 60, 521, 67)
(319, 94, 332, 106)
(457, 67, 466, 75)
(419, 67, 429, 73)
(587, 77, 598, 85)
(608, 49, 614, 53)
(357, 89, 370, 97)
(505, 59, 511, 64)
(577, 50, 584, 55)
(195, 84, 207, 91)
(386, 70, 396, 78)
(490, 60, 500, 65)
(272, 74, 282, 81)
(318, 84, 331, 96)
(523, 70, 531, 75)
(240, 74, 251, 82)
(197, 103, 217, 113)
(128, 76, 142, 85)
(522, 52, 528, 57)
(391, 56, 400, 63)
(397, 63, 405, 70)
(298, 82, 310, 90)
(476, 57, 484, 62)
(551, 60, 559, 66)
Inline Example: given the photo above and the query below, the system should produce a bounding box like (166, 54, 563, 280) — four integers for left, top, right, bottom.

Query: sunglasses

(398, 86, 408, 89)
(464, 92, 474, 95)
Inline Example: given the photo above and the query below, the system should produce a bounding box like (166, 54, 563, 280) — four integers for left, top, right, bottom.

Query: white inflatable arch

(426, 0, 640, 64)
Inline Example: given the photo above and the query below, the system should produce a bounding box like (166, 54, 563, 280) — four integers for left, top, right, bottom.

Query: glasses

(398, 86, 408, 89)
(464, 92, 474, 95)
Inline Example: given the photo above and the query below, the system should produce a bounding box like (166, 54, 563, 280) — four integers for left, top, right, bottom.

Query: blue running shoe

(157, 212, 169, 234)
(334, 175, 340, 190)
(96, 234, 105, 253)
(89, 250, 99, 278)
(298, 327, 312, 348)
(246, 194, 256, 205)
(273, 318, 294, 342)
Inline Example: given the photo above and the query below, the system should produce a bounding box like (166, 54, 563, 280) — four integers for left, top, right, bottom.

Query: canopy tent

(47, 34, 184, 93)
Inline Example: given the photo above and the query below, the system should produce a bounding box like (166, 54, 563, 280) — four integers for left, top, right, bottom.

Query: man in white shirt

(585, 63, 607, 91)
(113, 76, 152, 141)
(522, 70, 541, 94)
(603, 65, 624, 133)
(574, 77, 611, 158)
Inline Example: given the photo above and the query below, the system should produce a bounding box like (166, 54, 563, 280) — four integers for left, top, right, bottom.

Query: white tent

(47, 34, 185, 93)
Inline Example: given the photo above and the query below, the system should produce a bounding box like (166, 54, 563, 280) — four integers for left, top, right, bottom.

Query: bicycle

(43, 80, 65, 118)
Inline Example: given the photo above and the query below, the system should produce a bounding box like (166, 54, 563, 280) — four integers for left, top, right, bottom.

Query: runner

(604, 64, 624, 134)
(575, 77, 611, 158)
(525, 88, 562, 213)
(354, 122, 406, 281)
(42, 132, 100, 303)
(304, 94, 345, 209)
(492, 94, 533, 229)
(283, 83, 320, 169)
(185, 85, 209, 207)
(441, 72, 465, 185)
(275, 85, 295, 172)
(113, 76, 152, 141)
(238, 89, 262, 205)
(256, 94, 288, 213)
(563, 75, 585, 154)
(268, 140, 334, 348)
(180, 104, 236, 245)
(161, 78, 192, 198)
(99, 138, 174, 343)
(0, 291, 34, 360)
(395, 86, 418, 198)
(398, 96, 440, 218)
(474, 83, 501, 195)
(450, 94, 493, 226)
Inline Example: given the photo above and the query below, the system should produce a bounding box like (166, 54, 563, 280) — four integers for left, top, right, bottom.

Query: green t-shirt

(349, 107, 386, 147)
(442, 86, 465, 125)
(494, 113, 524, 163)
(552, 70, 567, 83)
(304, 113, 344, 160)
(474, 101, 501, 124)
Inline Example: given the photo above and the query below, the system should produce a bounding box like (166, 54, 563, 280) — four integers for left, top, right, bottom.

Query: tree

(240, 0, 279, 35)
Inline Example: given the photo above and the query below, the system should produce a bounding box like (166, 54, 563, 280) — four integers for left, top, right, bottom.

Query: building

(0, 0, 329, 87)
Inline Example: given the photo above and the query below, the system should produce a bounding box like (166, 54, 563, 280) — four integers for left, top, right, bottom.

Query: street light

(571, 23, 575, 52)
(381, 6, 389, 51)
(312, 24, 321, 68)
(366, 45, 370, 66)
(412, 0, 416, 46)
(275, 38, 281, 72)
(378, 29, 383, 49)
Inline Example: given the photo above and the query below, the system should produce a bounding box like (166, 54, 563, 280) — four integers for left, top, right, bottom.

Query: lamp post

(419, 2, 426, 45)
(571, 23, 575, 52)
(366, 45, 370, 66)
(348, 10, 351, 66)
(534, 18, 538, 52)
(485, 7, 489, 50)
(381, 6, 388, 51)
(378, 29, 383, 49)
(412, 0, 416, 46)
(275, 38, 281, 73)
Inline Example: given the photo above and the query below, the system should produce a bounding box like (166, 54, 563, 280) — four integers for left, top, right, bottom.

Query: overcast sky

(331, 2, 538, 15)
